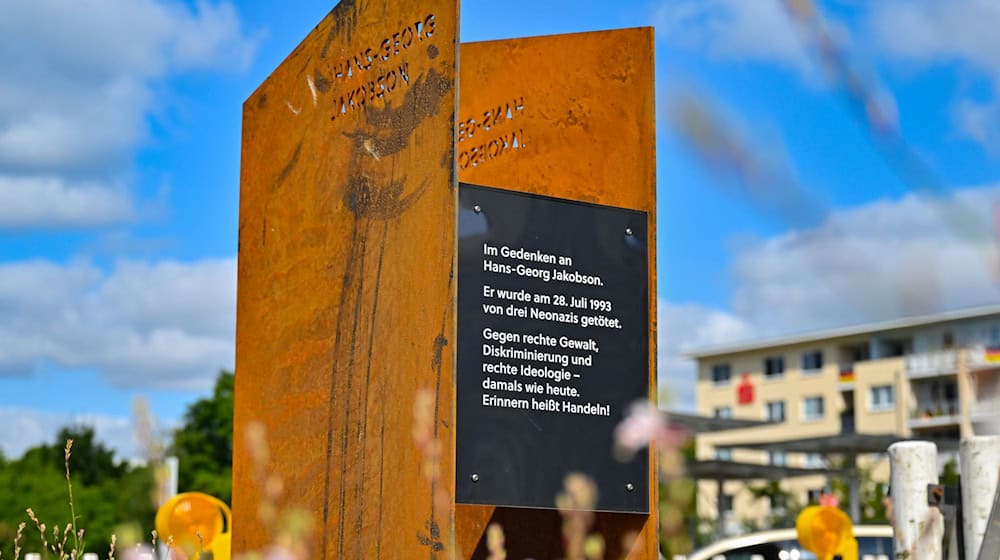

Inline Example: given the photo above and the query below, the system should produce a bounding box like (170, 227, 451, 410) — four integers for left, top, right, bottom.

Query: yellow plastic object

(155, 492, 232, 559)
(795, 505, 855, 560)
(209, 533, 232, 559)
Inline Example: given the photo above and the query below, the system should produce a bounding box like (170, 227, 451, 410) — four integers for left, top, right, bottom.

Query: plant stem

(64, 440, 81, 553)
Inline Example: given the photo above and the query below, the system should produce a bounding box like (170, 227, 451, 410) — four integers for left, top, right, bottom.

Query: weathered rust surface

(455, 28, 659, 559)
(235, 9, 656, 557)
(232, 1, 458, 558)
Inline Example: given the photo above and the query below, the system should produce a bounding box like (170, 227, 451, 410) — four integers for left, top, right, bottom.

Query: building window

(802, 396, 824, 420)
(769, 493, 787, 512)
(715, 448, 733, 461)
(712, 363, 732, 385)
(807, 488, 823, 503)
(721, 493, 734, 513)
(943, 331, 954, 348)
(801, 350, 823, 372)
(803, 454, 824, 468)
(764, 356, 785, 378)
(944, 381, 957, 402)
(869, 385, 895, 411)
(714, 406, 733, 419)
(769, 451, 787, 466)
(765, 400, 786, 423)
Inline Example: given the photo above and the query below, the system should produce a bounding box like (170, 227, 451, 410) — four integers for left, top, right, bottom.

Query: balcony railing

(967, 345, 1000, 369)
(909, 399, 960, 429)
(906, 349, 957, 379)
(970, 398, 1000, 419)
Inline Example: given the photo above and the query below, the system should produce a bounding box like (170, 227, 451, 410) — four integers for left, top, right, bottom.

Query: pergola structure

(711, 432, 961, 523)
(664, 408, 962, 536)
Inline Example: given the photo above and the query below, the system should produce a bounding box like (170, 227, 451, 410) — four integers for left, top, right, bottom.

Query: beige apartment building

(687, 305, 1000, 534)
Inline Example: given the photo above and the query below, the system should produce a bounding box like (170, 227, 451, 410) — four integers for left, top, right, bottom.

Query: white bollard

(889, 441, 943, 560)
(960, 435, 1000, 560)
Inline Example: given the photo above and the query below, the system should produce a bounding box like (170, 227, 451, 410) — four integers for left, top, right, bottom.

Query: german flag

(986, 346, 1000, 363)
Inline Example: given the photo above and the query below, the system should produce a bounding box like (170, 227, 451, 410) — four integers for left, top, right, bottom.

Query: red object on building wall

(737, 372, 754, 405)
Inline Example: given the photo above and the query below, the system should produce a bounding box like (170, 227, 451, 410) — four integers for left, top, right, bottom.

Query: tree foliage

(0, 426, 154, 558)
(745, 479, 803, 530)
(0, 370, 237, 557)
(171, 370, 234, 503)
(829, 463, 889, 524)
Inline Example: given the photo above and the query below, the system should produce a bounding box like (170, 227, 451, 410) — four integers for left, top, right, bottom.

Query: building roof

(665, 410, 775, 433)
(712, 432, 961, 454)
(683, 303, 1000, 359)
(685, 459, 839, 480)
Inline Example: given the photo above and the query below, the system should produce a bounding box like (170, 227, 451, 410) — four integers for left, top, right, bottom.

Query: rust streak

(376, 393, 386, 558)
(335, 219, 371, 559)
(320, 224, 361, 558)
(320, 0, 361, 58)
(272, 141, 302, 191)
(340, 67, 452, 220)
(428, 292, 450, 557)
(361, 68, 452, 158)
(313, 68, 332, 93)
(356, 219, 390, 552)
(431, 334, 448, 370)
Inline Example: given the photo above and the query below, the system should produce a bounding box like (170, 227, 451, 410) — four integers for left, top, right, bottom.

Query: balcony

(906, 350, 957, 379)
(967, 345, 1000, 370)
(909, 399, 960, 430)
(970, 398, 1000, 420)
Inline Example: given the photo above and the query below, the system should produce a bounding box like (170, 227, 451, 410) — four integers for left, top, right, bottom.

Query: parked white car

(682, 525, 893, 560)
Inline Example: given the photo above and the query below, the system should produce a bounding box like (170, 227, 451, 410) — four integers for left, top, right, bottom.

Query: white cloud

(730, 185, 1000, 330)
(658, 301, 754, 412)
(0, 257, 236, 391)
(663, 185, 1000, 409)
(953, 98, 1000, 156)
(870, 0, 1000, 78)
(869, 1, 1000, 151)
(0, 407, 137, 461)
(0, 176, 133, 229)
(654, 0, 830, 80)
(0, 0, 258, 229)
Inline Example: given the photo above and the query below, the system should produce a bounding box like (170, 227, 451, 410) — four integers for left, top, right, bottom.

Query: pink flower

(819, 493, 839, 508)
(614, 402, 687, 459)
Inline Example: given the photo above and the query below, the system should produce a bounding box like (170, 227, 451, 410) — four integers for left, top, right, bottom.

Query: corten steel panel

(233, 1, 458, 558)
(454, 29, 658, 559)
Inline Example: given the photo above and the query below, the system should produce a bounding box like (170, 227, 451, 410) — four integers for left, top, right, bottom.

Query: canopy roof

(685, 459, 839, 480)
(712, 432, 960, 454)
(665, 410, 775, 433)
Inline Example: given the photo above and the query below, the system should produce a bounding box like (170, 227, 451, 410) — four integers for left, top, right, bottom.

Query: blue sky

(3, 0, 1000, 459)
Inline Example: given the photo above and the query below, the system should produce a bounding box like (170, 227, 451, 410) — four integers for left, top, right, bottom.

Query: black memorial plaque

(456, 183, 650, 513)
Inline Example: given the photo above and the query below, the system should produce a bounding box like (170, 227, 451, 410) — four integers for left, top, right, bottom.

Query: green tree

(746, 479, 802, 529)
(17, 426, 126, 486)
(0, 427, 154, 558)
(941, 458, 960, 486)
(829, 463, 890, 524)
(171, 370, 234, 503)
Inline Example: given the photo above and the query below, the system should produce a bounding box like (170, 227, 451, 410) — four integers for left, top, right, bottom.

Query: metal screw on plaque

(471, 473, 480, 482)
(625, 482, 635, 492)
(625, 227, 633, 236)
(473, 205, 482, 214)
